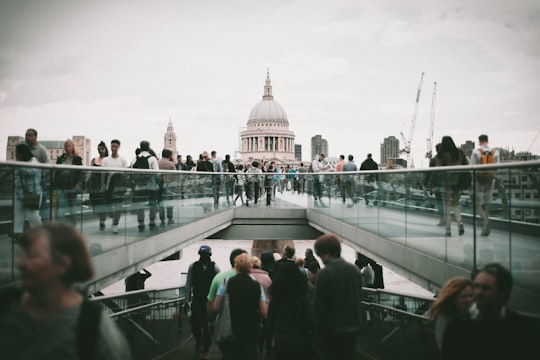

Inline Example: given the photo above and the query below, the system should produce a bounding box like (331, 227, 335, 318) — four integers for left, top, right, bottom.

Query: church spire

(263, 68, 274, 101)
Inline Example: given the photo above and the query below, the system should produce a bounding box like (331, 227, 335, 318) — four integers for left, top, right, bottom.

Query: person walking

(437, 136, 468, 237)
(157, 149, 176, 226)
(102, 139, 129, 234)
(54, 139, 83, 225)
(185, 245, 220, 359)
(360, 153, 378, 206)
(343, 154, 358, 207)
(470, 134, 500, 236)
(313, 234, 364, 360)
(311, 153, 329, 207)
(88, 141, 109, 230)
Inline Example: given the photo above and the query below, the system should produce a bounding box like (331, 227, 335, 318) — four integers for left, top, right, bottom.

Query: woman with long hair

(437, 136, 469, 236)
(55, 139, 83, 224)
(87, 141, 109, 230)
(430, 276, 474, 351)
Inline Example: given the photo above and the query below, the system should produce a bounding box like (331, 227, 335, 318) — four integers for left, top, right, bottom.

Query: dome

(248, 100, 288, 124)
(247, 70, 289, 126)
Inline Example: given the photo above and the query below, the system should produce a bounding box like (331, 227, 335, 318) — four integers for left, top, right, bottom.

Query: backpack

(0, 286, 102, 360)
(131, 155, 152, 187)
(477, 148, 496, 184)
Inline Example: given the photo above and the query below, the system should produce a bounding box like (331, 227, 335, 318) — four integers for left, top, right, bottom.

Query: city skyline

(1, 1, 539, 167)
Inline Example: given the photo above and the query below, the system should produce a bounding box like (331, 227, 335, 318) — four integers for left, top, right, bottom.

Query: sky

(1, 0, 539, 168)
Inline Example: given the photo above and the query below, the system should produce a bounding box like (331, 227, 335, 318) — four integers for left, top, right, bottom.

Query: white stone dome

(248, 99, 288, 125)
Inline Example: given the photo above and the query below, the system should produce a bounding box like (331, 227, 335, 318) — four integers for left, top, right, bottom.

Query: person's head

(97, 141, 109, 157)
(63, 139, 78, 156)
(234, 253, 252, 274)
(270, 259, 307, 301)
(16, 143, 34, 162)
(211, 150, 217, 159)
(348, 154, 354, 161)
(162, 149, 172, 160)
(252, 256, 262, 269)
(110, 139, 121, 155)
(229, 248, 247, 267)
(282, 245, 295, 259)
(473, 263, 513, 315)
(202, 151, 210, 160)
(252, 161, 259, 168)
(305, 248, 314, 258)
(225, 154, 231, 161)
(430, 277, 474, 320)
(367, 153, 372, 159)
(440, 136, 458, 153)
(339, 154, 345, 161)
(177, 154, 183, 162)
(260, 251, 275, 268)
(295, 257, 304, 268)
(139, 140, 150, 152)
(186, 155, 193, 163)
(237, 164, 243, 171)
(478, 134, 489, 145)
(198, 245, 212, 259)
(314, 234, 341, 263)
(17, 223, 94, 292)
(25, 128, 38, 146)
(319, 153, 325, 161)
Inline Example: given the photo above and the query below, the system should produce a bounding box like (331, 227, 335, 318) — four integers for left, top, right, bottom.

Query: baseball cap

(198, 245, 212, 255)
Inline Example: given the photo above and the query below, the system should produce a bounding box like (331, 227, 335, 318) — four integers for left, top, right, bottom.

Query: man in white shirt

(102, 139, 129, 234)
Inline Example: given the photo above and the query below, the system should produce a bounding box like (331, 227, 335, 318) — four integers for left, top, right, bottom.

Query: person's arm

(212, 295, 223, 316)
(142, 269, 152, 280)
(185, 264, 194, 304)
(259, 299, 268, 319)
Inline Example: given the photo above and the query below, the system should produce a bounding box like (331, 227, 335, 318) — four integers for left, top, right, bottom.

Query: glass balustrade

(1, 160, 539, 305)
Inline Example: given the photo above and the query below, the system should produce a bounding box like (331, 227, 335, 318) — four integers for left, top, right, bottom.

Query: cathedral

(240, 71, 296, 165)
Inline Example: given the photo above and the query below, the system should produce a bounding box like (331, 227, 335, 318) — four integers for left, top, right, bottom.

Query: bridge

(1, 160, 539, 358)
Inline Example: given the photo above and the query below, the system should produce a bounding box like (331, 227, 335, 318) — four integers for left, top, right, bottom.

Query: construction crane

(425, 82, 437, 159)
(399, 72, 425, 166)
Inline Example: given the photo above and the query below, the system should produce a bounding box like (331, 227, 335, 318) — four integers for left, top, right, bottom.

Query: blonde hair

(251, 256, 262, 269)
(430, 276, 473, 321)
(235, 253, 253, 274)
(64, 139, 79, 157)
(295, 257, 304, 267)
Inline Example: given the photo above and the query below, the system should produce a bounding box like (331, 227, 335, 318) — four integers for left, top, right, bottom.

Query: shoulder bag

(214, 278, 234, 343)
(20, 172, 40, 210)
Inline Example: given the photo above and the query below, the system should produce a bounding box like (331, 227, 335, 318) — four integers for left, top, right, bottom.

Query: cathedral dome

(247, 71, 289, 126)
(248, 100, 288, 124)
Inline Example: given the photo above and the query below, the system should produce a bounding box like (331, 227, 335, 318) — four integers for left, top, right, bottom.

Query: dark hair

(314, 233, 341, 258)
(479, 134, 488, 143)
(440, 136, 461, 162)
(211, 150, 217, 157)
(16, 143, 34, 162)
(225, 154, 231, 161)
(340, 154, 345, 160)
(26, 128, 37, 136)
(139, 141, 150, 152)
(283, 245, 295, 258)
(97, 141, 109, 157)
(348, 154, 354, 161)
(229, 248, 247, 267)
(367, 153, 372, 158)
(475, 262, 513, 304)
(20, 223, 94, 285)
(270, 260, 307, 301)
(162, 149, 172, 158)
(252, 161, 259, 167)
(111, 139, 121, 146)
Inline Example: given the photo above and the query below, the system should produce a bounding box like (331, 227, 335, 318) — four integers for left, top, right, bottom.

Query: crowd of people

(185, 234, 366, 360)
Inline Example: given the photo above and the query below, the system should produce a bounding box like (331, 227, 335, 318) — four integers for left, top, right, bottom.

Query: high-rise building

(240, 70, 296, 165)
(163, 119, 178, 159)
(6, 136, 92, 165)
(311, 135, 328, 160)
(380, 136, 399, 167)
(294, 144, 302, 161)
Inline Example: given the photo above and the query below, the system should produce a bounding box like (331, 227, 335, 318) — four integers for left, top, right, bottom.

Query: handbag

(214, 279, 234, 343)
(23, 191, 41, 210)
(19, 172, 40, 210)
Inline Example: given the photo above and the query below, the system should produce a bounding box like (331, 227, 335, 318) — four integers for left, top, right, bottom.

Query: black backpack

(0, 286, 102, 360)
(131, 155, 152, 187)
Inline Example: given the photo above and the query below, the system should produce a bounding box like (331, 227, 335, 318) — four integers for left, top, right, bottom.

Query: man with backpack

(470, 134, 500, 236)
(130, 141, 159, 232)
(185, 245, 221, 359)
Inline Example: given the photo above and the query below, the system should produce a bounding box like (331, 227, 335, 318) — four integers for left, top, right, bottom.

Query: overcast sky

(1, 0, 539, 167)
